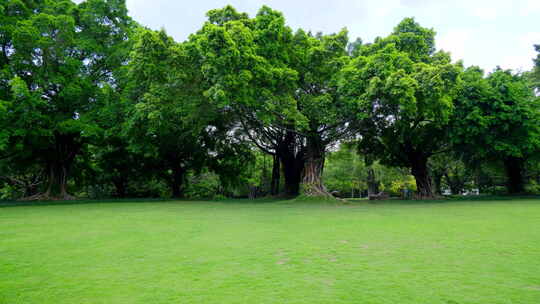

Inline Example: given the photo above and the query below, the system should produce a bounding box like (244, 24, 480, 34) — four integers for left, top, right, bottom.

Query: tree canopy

(452, 67, 540, 193)
(0, 0, 133, 199)
(1, 3, 539, 200)
(339, 18, 461, 197)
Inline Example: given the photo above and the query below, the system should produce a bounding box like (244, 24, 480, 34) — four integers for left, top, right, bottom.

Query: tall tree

(289, 29, 356, 196)
(0, 0, 133, 199)
(233, 6, 301, 195)
(193, 6, 356, 197)
(452, 67, 540, 193)
(339, 18, 461, 198)
(192, 6, 305, 195)
(122, 29, 216, 198)
(87, 84, 151, 198)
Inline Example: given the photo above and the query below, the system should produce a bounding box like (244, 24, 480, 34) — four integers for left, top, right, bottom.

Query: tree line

(1, 1, 539, 200)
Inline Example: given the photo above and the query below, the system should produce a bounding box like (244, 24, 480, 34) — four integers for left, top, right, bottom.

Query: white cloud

(470, 6, 500, 20)
(493, 32, 539, 71)
(437, 29, 471, 62)
(520, 0, 540, 16)
(74, 0, 540, 72)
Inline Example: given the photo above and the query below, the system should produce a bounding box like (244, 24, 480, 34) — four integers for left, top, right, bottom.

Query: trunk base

(19, 192, 76, 201)
(413, 193, 437, 200)
(300, 183, 334, 198)
(409, 153, 435, 199)
(504, 157, 525, 194)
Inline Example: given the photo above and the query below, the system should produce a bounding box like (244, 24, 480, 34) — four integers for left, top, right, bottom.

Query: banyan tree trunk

(409, 152, 434, 199)
(367, 167, 379, 196)
(433, 173, 443, 195)
(270, 155, 280, 195)
(41, 161, 75, 200)
(281, 156, 303, 196)
(504, 156, 525, 194)
(113, 177, 127, 198)
(171, 165, 186, 198)
(300, 136, 332, 197)
(22, 133, 80, 201)
(277, 131, 304, 196)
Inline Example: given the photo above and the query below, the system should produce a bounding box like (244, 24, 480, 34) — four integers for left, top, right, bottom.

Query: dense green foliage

(1, 3, 540, 302)
(1, 1, 540, 200)
(323, 144, 416, 197)
(339, 18, 461, 198)
(2, 198, 540, 303)
(0, 0, 133, 199)
(453, 68, 540, 193)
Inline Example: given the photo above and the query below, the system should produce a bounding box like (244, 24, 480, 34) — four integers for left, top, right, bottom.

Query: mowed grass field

(1, 198, 540, 304)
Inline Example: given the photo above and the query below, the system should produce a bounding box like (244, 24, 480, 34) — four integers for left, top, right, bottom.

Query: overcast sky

(117, 0, 539, 72)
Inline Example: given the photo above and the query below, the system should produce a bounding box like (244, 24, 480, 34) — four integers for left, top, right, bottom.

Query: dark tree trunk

(433, 173, 443, 195)
(113, 178, 127, 198)
(409, 152, 434, 198)
(301, 136, 331, 197)
(171, 165, 186, 198)
(24, 178, 40, 197)
(367, 167, 379, 196)
(43, 159, 74, 199)
(21, 133, 81, 201)
(270, 155, 280, 195)
(504, 156, 525, 194)
(281, 156, 303, 196)
(445, 173, 464, 195)
(277, 131, 304, 196)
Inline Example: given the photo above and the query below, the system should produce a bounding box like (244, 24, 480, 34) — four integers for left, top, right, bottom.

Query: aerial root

(19, 192, 76, 201)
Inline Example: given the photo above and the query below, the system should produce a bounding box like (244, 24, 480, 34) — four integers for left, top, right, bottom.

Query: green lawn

(1, 198, 540, 303)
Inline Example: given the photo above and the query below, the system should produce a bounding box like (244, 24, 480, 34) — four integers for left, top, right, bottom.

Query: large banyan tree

(192, 6, 358, 197)
(452, 67, 540, 194)
(339, 18, 461, 198)
(0, 0, 133, 199)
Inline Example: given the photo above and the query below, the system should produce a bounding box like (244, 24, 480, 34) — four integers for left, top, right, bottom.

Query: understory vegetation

(1, 1, 540, 200)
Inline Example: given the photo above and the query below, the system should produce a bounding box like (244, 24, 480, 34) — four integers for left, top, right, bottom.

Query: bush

(184, 172, 220, 199)
(482, 185, 507, 195)
(525, 180, 540, 194)
(387, 176, 417, 197)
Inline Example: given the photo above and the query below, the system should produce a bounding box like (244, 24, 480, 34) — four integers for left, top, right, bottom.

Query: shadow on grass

(0, 196, 287, 208)
(354, 194, 540, 206)
(1, 194, 539, 209)
(0, 197, 174, 208)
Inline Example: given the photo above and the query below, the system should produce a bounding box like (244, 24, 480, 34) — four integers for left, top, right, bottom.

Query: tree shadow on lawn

(0, 197, 171, 208)
(0, 196, 284, 208)
(1, 194, 539, 209)
(360, 194, 540, 206)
